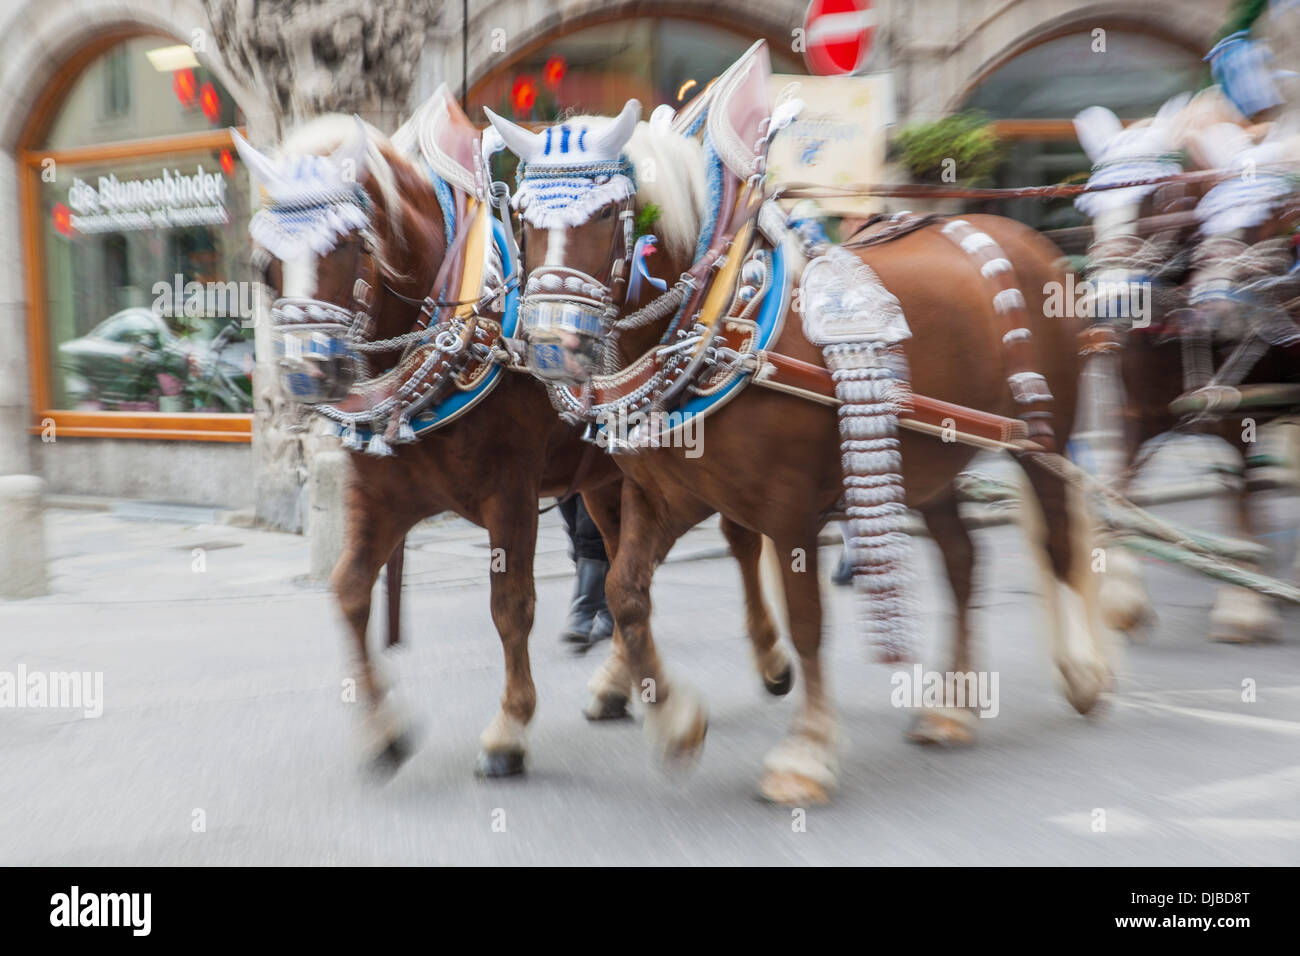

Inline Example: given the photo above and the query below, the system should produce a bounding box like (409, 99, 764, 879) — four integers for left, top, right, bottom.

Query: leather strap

(751, 351, 1031, 447)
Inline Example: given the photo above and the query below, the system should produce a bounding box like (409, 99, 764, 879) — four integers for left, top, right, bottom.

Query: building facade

(0, 0, 1232, 526)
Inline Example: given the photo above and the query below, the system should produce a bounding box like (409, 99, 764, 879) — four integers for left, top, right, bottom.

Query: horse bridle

(517, 163, 638, 326)
(261, 187, 495, 358)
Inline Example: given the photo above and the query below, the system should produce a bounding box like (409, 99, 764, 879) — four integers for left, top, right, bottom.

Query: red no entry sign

(803, 0, 875, 76)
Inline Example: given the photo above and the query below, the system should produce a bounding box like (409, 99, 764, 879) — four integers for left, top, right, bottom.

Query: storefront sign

(64, 165, 229, 234)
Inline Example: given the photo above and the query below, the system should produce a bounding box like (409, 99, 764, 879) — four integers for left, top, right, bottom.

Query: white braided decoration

(829, 349, 914, 661)
(801, 247, 915, 661)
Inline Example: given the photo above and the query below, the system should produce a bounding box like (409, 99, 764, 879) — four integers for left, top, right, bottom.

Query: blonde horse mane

(625, 120, 707, 265)
(562, 114, 707, 266)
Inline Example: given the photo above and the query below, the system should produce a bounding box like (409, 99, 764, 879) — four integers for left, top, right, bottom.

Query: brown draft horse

(235, 108, 791, 778)
(489, 102, 1116, 804)
(1074, 95, 1300, 642)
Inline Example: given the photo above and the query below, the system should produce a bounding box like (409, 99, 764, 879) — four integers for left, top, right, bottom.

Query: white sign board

(766, 72, 895, 217)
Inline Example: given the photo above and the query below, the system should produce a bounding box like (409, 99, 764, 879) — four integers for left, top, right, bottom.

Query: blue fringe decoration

(424, 161, 456, 246)
(695, 136, 724, 263)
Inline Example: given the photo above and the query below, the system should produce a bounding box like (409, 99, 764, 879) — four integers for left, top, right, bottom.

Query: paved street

(2, 445, 1298, 866)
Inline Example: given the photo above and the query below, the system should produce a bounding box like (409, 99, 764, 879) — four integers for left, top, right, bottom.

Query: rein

(776, 163, 1300, 203)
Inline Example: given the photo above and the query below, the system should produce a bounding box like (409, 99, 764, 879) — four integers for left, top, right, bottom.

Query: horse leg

(476, 493, 541, 776)
(719, 520, 794, 697)
(605, 479, 709, 765)
(1210, 444, 1281, 642)
(333, 489, 418, 775)
(1098, 432, 1156, 636)
(1015, 455, 1118, 715)
(577, 480, 635, 721)
(758, 532, 838, 805)
(907, 492, 979, 746)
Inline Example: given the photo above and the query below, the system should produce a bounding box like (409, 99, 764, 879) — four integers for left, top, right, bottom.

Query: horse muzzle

(519, 295, 605, 385)
(270, 296, 359, 404)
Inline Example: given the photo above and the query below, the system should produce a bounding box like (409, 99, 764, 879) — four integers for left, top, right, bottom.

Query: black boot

(588, 607, 614, 647)
(560, 557, 609, 646)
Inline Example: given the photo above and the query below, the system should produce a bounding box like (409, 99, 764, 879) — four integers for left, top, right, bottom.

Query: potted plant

(892, 112, 1002, 187)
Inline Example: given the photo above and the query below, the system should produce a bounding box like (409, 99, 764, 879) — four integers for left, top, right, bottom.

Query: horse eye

(600, 206, 614, 220)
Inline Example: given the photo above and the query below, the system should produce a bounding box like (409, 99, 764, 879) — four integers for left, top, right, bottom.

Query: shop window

(21, 33, 253, 440)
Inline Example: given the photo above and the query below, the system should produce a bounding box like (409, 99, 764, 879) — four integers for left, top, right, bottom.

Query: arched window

(20, 32, 253, 441)
(959, 23, 1205, 231)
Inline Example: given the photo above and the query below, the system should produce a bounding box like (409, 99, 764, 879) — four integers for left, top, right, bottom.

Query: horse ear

(1073, 106, 1123, 162)
(590, 99, 642, 158)
(330, 115, 369, 182)
(231, 128, 285, 193)
(436, 83, 473, 129)
(649, 104, 676, 133)
(484, 107, 544, 162)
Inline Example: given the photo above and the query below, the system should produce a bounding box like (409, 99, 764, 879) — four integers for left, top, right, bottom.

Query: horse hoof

(583, 692, 631, 721)
(1060, 658, 1110, 715)
(644, 685, 709, 768)
(476, 749, 526, 778)
(658, 717, 709, 768)
(760, 735, 837, 804)
(1211, 630, 1272, 645)
(1210, 587, 1280, 644)
(763, 663, 794, 697)
(906, 709, 976, 746)
(367, 731, 415, 780)
(1099, 549, 1153, 634)
(758, 771, 831, 806)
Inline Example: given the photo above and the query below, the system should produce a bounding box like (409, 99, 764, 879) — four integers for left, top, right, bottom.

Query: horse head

(1073, 94, 1197, 329)
(487, 100, 706, 385)
(483, 100, 643, 385)
(235, 117, 445, 405)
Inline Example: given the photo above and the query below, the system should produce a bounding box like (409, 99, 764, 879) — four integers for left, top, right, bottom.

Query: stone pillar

(0, 475, 47, 599)
(202, 0, 436, 533)
(308, 450, 347, 581)
(0, 147, 33, 479)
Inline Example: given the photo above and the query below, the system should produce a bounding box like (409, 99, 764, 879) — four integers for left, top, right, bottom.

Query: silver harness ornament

(801, 246, 915, 662)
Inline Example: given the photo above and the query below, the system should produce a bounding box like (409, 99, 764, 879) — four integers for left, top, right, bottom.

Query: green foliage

(1220, 0, 1269, 37)
(893, 112, 1002, 186)
(635, 203, 661, 238)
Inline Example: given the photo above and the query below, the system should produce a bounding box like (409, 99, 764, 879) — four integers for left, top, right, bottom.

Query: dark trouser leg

(559, 497, 612, 647)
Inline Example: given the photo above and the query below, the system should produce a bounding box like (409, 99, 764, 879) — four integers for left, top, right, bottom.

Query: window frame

(19, 28, 252, 442)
